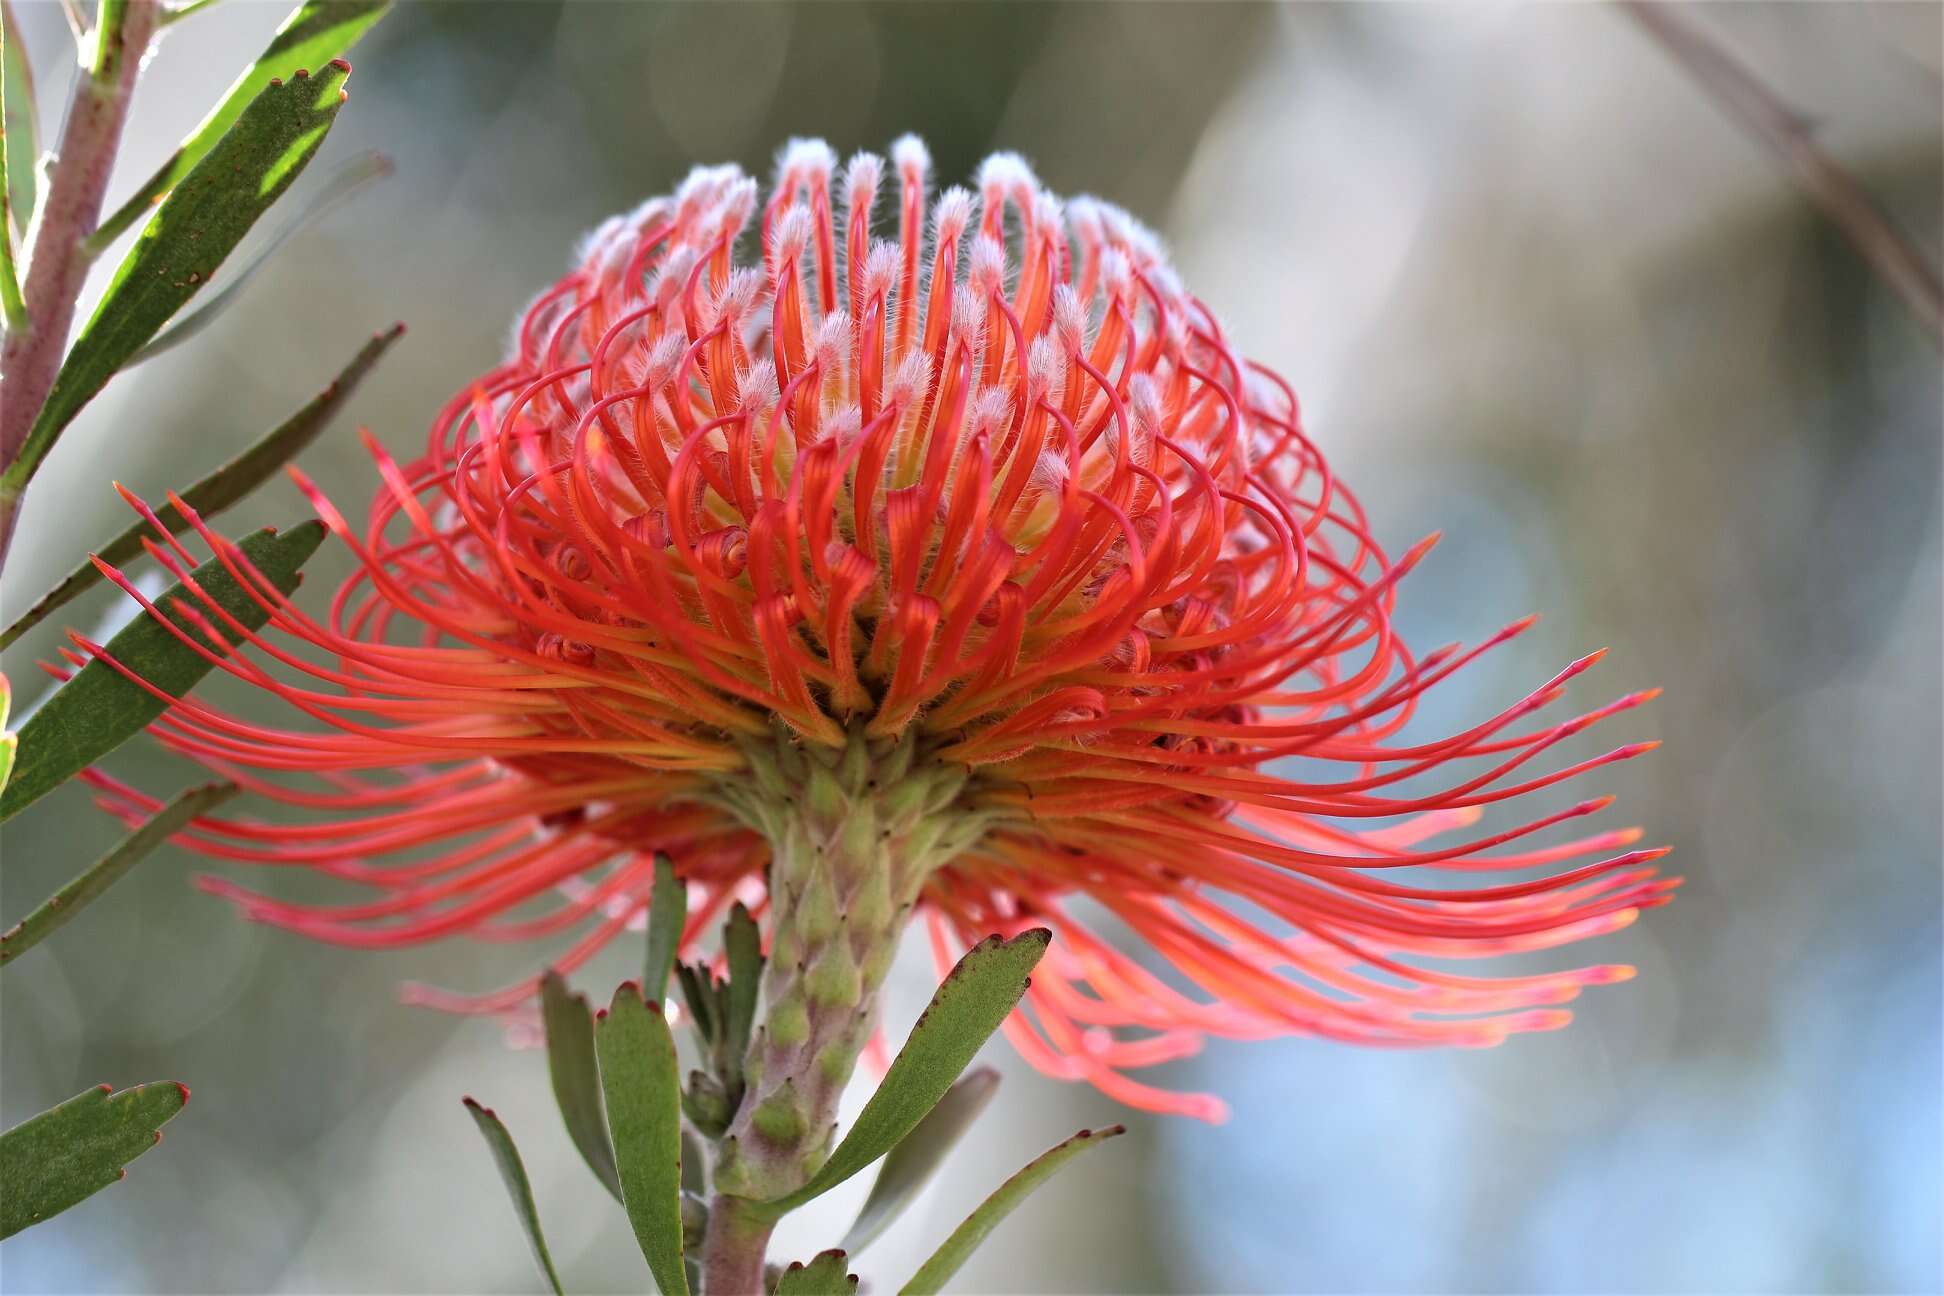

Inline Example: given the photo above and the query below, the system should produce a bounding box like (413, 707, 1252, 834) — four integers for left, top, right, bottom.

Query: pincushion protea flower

(81, 136, 1670, 1167)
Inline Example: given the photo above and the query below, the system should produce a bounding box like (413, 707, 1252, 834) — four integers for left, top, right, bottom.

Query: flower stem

(699, 1192, 775, 1295)
(696, 724, 986, 1287)
(0, 0, 155, 573)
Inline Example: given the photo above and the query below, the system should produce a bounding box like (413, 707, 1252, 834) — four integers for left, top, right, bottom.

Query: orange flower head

(84, 137, 1672, 1125)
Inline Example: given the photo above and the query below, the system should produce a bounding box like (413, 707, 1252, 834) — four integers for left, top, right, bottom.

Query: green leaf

(0, 324, 399, 653)
(774, 1250, 858, 1295)
(0, 3, 29, 329)
(595, 983, 690, 1296)
(898, 1125, 1126, 1296)
(129, 150, 392, 367)
(721, 902, 762, 1073)
(539, 969, 622, 1203)
(0, 781, 235, 968)
(643, 853, 685, 1004)
(1, 0, 36, 242)
(758, 929, 1050, 1218)
(676, 961, 716, 1045)
(461, 1097, 564, 1296)
(0, 521, 326, 823)
(0, 672, 15, 794)
(840, 1067, 1000, 1257)
(3, 62, 352, 497)
(0, 1081, 190, 1239)
(159, 0, 228, 28)
(87, 0, 388, 254)
(679, 1127, 705, 1198)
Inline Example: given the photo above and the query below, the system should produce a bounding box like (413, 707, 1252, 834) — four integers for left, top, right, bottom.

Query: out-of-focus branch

(0, 0, 158, 567)
(1621, 0, 1943, 349)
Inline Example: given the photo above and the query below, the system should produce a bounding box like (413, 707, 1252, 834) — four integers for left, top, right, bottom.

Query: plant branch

(1621, 0, 1943, 348)
(0, 0, 157, 566)
(700, 1194, 774, 1296)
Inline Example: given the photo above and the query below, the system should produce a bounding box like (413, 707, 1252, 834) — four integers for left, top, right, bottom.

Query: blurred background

(2, 2, 1939, 1292)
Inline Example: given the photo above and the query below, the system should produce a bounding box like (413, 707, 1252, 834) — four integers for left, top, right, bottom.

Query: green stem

(696, 725, 987, 1286)
(699, 1193, 774, 1295)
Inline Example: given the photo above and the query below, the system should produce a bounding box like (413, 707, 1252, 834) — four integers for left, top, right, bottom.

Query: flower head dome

(84, 136, 1671, 1127)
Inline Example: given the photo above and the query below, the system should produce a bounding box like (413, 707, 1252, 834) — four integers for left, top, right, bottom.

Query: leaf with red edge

(773, 1249, 858, 1295)
(595, 982, 690, 1296)
(0, 1081, 189, 1239)
(462, 1097, 564, 1296)
(899, 1125, 1126, 1295)
(540, 969, 622, 1202)
(86, 0, 389, 254)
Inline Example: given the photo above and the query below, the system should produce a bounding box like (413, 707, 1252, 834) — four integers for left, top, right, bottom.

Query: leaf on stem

(4, 61, 352, 497)
(0, 323, 400, 652)
(539, 969, 622, 1203)
(898, 1125, 1126, 1296)
(128, 150, 392, 366)
(87, 0, 388, 253)
(0, 1081, 189, 1239)
(757, 929, 1050, 1217)
(159, 0, 229, 28)
(0, 521, 325, 823)
(839, 1067, 1000, 1256)
(773, 1250, 859, 1295)
(0, 1, 30, 328)
(0, 673, 15, 794)
(721, 901, 762, 1071)
(0, 781, 235, 967)
(676, 960, 716, 1044)
(1, 0, 36, 243)
(643, 853, 685, 1004)
(461, 1098, 565, 1296)
(595, 982, 690, 1296)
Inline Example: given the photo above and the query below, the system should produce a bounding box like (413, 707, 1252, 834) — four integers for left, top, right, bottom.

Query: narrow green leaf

(0, 672, 15, 793)
(539, 969, 622, 1203)
(899, 1125, 1126, 1296)
(160, 0, 229, 28)
(461, 1098, 564, 1296)
(0, 4, 27, 329)
(774, 1249, 858, 1295)
(840, 1067, 1000, 1257)
(0, 781, 235, 967)
(595, 983, 690, 1296)
(679, 1127, 705, 1198)
(676, 961, 716, 1045)
(87, 0, 388, 254)
(0, 1081, 189, 1239)
(1, 0, 36, 242)
(129, 150, 392, 366)
(4, 62, 352, 496)
(643, 853, 685, 1004)
(0, 325, 397, 653)
(0, 324, 397, 652)
(0, 521, 326, 822)
(721, 901, 761, 1067)
(758, 930, 1050, 1217)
